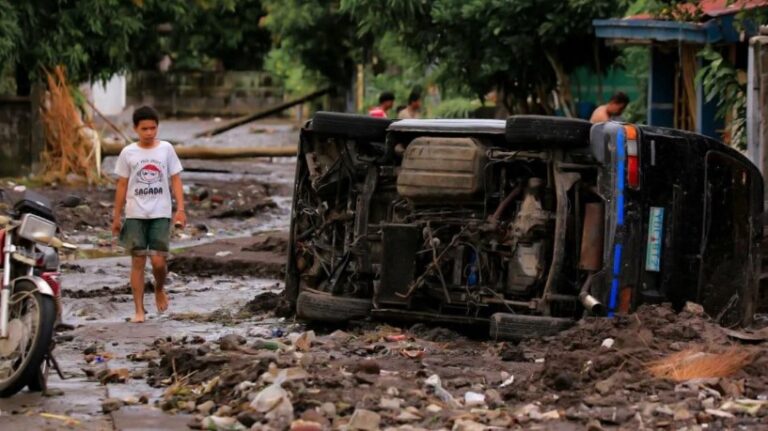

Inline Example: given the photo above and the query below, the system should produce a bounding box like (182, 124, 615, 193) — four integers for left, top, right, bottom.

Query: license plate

(645, 207, 664, 272)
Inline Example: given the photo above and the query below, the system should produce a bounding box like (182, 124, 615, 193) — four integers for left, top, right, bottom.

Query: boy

(112, 106, 186, 323)
(369, 91, 395, 118)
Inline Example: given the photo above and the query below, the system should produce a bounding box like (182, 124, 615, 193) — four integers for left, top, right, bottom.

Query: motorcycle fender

(13, 276, 54, 297)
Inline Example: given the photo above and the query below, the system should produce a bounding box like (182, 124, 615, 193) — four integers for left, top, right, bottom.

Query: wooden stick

(193, 87, 331, 138)
(100, 141, 296, 159)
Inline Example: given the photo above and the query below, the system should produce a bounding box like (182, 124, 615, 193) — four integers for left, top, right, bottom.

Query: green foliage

(0, 0, 271, 94)
(695, 45, 746, 149)
(342, 0, 629, 113)
(616, 46, 649, 124)
(432, 98, 481, 119)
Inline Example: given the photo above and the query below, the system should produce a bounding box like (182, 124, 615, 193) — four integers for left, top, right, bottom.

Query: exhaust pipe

(579, 272, 605, 315)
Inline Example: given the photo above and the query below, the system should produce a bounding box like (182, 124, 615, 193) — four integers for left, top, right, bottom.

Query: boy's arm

(171, 174, 186, 227)
(112, 177, 129, 237)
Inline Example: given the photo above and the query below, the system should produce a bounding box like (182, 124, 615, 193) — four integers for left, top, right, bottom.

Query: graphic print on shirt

(135, 161, 165, 197)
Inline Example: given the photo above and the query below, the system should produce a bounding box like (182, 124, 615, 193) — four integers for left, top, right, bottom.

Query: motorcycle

(0, 191, 75, 396)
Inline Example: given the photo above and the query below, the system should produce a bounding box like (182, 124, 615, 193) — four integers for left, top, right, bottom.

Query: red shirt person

(369, 91, 395, 118)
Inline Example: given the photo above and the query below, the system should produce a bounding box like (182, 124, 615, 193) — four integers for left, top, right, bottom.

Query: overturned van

(284, 113, 763, 340)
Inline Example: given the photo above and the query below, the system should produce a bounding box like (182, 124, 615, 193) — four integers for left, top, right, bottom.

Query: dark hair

(609, 92, 629, 105)
(408, 90, 421, 104)
(379, 91, 395, 103)
(133, 106, 160, 126)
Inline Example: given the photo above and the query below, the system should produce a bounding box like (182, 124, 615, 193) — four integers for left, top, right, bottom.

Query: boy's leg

(121, 219, 149, 323)
(150, 255, 169, 312)
(130, 255, 147, 322)
(147, 218, 171, 312)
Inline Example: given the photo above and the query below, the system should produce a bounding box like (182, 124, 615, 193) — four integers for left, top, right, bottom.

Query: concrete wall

(127, 71, 283, 116)
(0, 97, 34, 177)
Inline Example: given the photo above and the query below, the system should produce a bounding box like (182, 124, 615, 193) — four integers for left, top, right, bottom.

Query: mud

(242, 291, 294, 318)
(168, 232, 287, 278)
(134, 304, 768, 430)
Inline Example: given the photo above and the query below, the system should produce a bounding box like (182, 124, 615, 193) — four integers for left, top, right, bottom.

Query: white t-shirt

(114, 141, 183, 219)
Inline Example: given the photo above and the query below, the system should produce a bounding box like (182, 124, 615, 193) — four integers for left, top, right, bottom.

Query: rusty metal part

(578, 203, 605, 271)
(539, 167, 581, 314)
(490, 184, 523, 222)
(578, 272, 605, 315)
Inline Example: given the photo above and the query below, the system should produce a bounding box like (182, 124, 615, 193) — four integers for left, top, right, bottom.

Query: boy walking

(112, 106, 186, 323)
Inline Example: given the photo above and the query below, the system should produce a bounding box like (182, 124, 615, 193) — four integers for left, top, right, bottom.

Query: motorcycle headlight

(18, 213, 57, 244)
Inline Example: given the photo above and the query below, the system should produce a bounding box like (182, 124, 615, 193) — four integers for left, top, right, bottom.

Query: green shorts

(119, 218, 171, 256)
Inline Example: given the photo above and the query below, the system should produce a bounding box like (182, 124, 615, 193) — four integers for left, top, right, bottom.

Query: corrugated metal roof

(628, 0, 768, 21)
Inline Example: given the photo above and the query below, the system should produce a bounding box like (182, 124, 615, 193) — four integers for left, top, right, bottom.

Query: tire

(26, 363, 46, 392)
(296, 289, 371, 322)
(489, 313, 573, 341)
(311, 111, 394, 142)
(0, 282, 55, 397)
(505, 115, 592, 148)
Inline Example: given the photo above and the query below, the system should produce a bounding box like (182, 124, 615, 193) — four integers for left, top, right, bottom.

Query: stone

(320, 402, 336, 418)
(484, 389, 503, 408)
(43, 388, 65, 397)
(354, 359, 381, 375)
(452, 419, 486, 431)
(426, 404, 443, 413)
(684, 301, 705, 315)
(379, 397, 402, 410)
(218, 334, 246, 351)
(347, 409, 381, 431)
(674, 408, 692, 421)
(215, 405, 233, 417)
(102, 398, 125, 413)
(290, 420, 323, 431)
(236, 412, 259, 428)
(196, 400, 216, 415)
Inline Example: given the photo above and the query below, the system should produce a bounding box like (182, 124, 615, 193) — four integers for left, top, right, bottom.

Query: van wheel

(296, 289, 371, 322)
(311, 112, 394, 142)
(505, 115, 592, 148)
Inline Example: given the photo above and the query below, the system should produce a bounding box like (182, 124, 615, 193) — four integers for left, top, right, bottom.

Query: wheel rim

(0, 290, 41, 386)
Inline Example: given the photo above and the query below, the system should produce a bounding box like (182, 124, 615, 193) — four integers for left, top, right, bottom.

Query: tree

(342, 0, 628, 114)
(0, 0, 271, 96)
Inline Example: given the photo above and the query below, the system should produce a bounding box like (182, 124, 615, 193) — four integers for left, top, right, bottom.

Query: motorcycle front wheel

(0, 281, 55, 397)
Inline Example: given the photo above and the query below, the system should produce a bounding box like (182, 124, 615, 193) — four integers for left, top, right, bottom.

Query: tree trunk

(545, 50, 575, 117)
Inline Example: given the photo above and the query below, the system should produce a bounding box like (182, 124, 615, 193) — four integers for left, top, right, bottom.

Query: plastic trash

(424, 374, 459, 408)
(250, 371, 294, 421)
(464, 391, 486, 407)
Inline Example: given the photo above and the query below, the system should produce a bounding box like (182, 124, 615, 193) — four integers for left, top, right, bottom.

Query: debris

(290, 419, 323, 431)
(396, 410, 421, 422)
(683, 301, 705, 315)
(40, 413, 81, 426)
(647, 348, 754, 381)
(385, 334, 407, 342)
(721, 327, 768, 342)
(293, 331, 315, 352)
(102, 398, 125, 413)
(354, 360, 381, 375)
(43, 388, 65, 397)
(215, 251, 233, 257)
(464, 391, 486, 407)
(320, 402, 336, 417)
(201, 415, 246, 431)
(347, 409, 381, 431)
(99, 368, 130, 384)
(379, 397, 402, 410)
(705, 408, 735, 418)
(720, 399, 768, 416)
(452, 419, 486, 431)
(539, 410, 561, 420)
(601, 338, 615, 349)
(400, 348, 426, 359)
(197, 400, 216, 416)
(425, 374, 460, 408)
(499, 375, 515, 388)
(250, 371, 294, 421)
(426, 404, 443, 413)
(218, 334, 246, 351)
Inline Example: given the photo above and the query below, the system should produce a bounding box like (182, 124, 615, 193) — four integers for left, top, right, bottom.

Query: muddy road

(2, 119, 768, 430)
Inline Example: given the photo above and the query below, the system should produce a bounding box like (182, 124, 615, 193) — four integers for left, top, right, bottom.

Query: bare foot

(131, 312, 145, 323)
(155, 289, 169, 312)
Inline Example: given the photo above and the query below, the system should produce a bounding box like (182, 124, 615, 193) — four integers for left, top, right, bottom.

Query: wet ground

(3, 118, 768, 430)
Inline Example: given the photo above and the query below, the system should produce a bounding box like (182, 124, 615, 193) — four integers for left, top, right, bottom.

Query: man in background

(397, 90, 422, 119)
(590, 92, 630, 123)
(369, 92, 395, 118)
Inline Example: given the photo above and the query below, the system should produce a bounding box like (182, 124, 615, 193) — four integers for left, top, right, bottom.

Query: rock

(347, 409, 380, 431)
(426, 404, 443, 413)
(674, 408, 692, 421)
(485, 389, 503, 408)
(102, 398, 125, 413)
(290, 420, 323, 431)
(539, 410, 561, 420)
(99, 368, 130, 384)
(197, 400, 216, 415)
(452, 419, 486, 431)
(552, 371, 575, 390)
(215, 405, 233, 417)
(586, 419, 605, 431)
(201, 416, 245, 430)
(396, 410, 421, 422)
(218, 334, 246, 351)
(43, 388, 65, 397)
(379, 397, 401, 410)
(595, 372, 629, 396)
(464, 391, 486, 407)
(320, 402, 336, 418)
(84, 344, 99, 355)
(705, 408, 735, 418)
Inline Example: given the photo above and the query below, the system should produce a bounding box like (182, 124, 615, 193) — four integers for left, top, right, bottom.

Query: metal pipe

(1, 231, 12, 338)
(482, 297, 537, 309)
(578, 272, 605, 315)
(490, 184, 523, 222)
